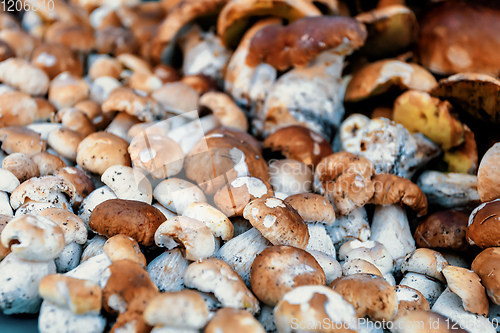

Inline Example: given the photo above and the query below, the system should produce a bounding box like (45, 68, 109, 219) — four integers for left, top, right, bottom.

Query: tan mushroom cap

(0, 91, 38, 127)
(250, 245, 325, 306)
(330, 274, 398, 321)
(0, 126, 46, 157)
(39, 274, 101, 314)
(0, 169, 20, 193)
(472, 247, 500, 305)
(153, 64, 179, 84)
(214, 176, 274, 217)
(394, 285, 430, 319)
(9, 176, 76, 210)
(95, 26, 138, 57)
(392, 310, 467, 333)
(274, 285, 358, 333)
(182, 202, 234, 241)
(33, 98, 56, 123)
(284, 193, 335, 225)
(88, 56, 122, 81)
(345, 60, 437, 103)
(55, 166, 95, 208)
(205, 308, 265, 333)
(116, 53, 152, 74)
(414, 210, 469, 251)
(31, 43, 83, 79)
(314, 152, 375, 216)
(0, 58, 50, 95)
(103, 234, 147, 268)
(183, 257, 260, 314)
(144, 290, 209, 329)
(181, 74, 216, 95)
(263, 126, 333, 167)
(38, 208, 87, 245)
(155, 216, 215, 261)
(102, 87, 163, 122)
(45, 21, 96, 53)
(74, 100, 109, 129)
(199, 92, 248, 131)
(477, 142, 500, 202)
(208, 126, 262, 156)
(369, 173, 428, 216)
(243, 197, 309, 249)
(0, 214, 65, 261)
(442, 265, 489, 316)
(466, 199, 500, 248)
(89, 199, 166, 246)
(2, 153, 40, 183)
(47, 127, 84, 160)
(76, 132, 131, 175)
(102, 260, 158, 333)
(401, 248, 449, 283)
(128, 133, 184, 179)
(31, 152, 66, 176)
(48, 73, 90, 110)
(342, 258, 383, 277)
(0, 28, 37, 59)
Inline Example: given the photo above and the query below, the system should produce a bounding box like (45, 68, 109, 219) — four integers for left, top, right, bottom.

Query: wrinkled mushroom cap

(284, 193, 335, 225)
(467, 199, 500, 248)
(243, 197, 309, 249)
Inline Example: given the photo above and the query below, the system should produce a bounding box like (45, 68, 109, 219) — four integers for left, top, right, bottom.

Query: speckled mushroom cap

(0, 214, 65, 261)
(0, 126, 46, 157)
(0, 91, 38, 128)
(183, 257, 260, 314)
(88, 199, 166, 246)
(284, 193, 335, 225)
(243, 197, 309, 249)
(205, 308, 265, 333)
(274, 285, 358, 333)
(342, 258, 383, 277)
(263, 125, 333, 167)
(250, 245, 325, 306)
(39, 274, 101, 314)
(401, 248, 449, 282)
(392, 310, 468, 333)
(101, 165, 152, 204)
(466, 199, 500, 248)
(31, 43, 83, 79)
(214, 176, 274, 217)
(394, 285, 430, 319)
(102, 234, 147, 268)
(330, 273, 399, 321)
(54, 167, 95, 208)
(369, 173, 428, 216)
(38, 208, 87, 245)
(414, 209, 469, 251)
(76, 132, 131, 175)
(472, 247, 500, 305)
(442, 265, 489, 316)
(314, 152, 375, 215)
(477, 142, 500, 202)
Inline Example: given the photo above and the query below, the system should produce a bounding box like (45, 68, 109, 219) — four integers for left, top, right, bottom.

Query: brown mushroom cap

(76, 132, 131, 175)
(2, 152, 40, 183)
(0, 91, 38, 127)
(246, 16, 366, 71)
(369, 173, 428, 216)
(414, 209, 469, 251)
(95, 26, 138, 57)
(38, 208, 87, 245)
(477, 142, 500, 202)
(45, 21, 96, 53)
(330, 274, 398, 321)
(54, 167, 95, 208)
(467, 199, 500, 248)
(243, 197, 309, 249)
(284, 193, 335, 225)
(207, 126, 262, 153)
(472, 247, 500, 305)
(102, 87, 163, 122)
(0, 39, 14, 62)
(48, 73, 90, 111)
(250, 245, 326, 306)
(88, 199, 166, 246)
(34, 98, 56, 123)
(88, 56, 122, 81)
(103, 234, 147, 268)
(31, 43, 83, 79)
(0, 126, 46, 157)
(394, 285, 430, 319)
(0, 29, 37, 59)
(418, 1, 500, 77)
(205, 308, 265, 333)
(314, 152, 375, 216)
(263, 126, 333, 167)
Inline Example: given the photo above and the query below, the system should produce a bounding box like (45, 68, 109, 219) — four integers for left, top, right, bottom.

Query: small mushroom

(77, 186, 117, 224)
(88, 55, 122, 81)
(45, 21, 95, 54)
(477, 142, 500, 202)
(54, 166, 95, 209)
(206, 308, 265, 333)
(183, 257, 260, 314)
(199, 91, 248, 131)
(102, 234, 146, 269)
(2, 153, 39, 183)
(0, 58, 50, 95)
(268, 159, 313, 199)
(339, 239, 394, 276)
(89, 76, 122, 105)
(151, 82, 199, 114)
(31, 152, 66, 176)
(472, 247, 500, 305)
(31, 43, 83, 79)
(182, 202, 234, 241)
(147, 249, 190, 293)
(153, 178, 206, 215)
(101, 165, 152, 204)
(48, 72, 90, 110)
(284, 193, 335, 225)
(394, 285, 430, 319)
(102, 87, 164, 122)
(0, 126, 46, 157)
(105, 112, 140, 141)
(342, 258, 383, 277)
(47, 127, 84, 161)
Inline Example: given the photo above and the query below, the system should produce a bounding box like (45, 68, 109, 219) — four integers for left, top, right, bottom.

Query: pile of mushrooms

(0, 0, 500, 332)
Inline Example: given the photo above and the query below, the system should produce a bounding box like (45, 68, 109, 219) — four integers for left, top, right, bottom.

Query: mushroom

(154, 216, 216, 261)
(250, 245, 326, 306)
(342, 258, 383, 278)
(45, 21, 95, 54)
(0, 91, 38, 127)
(182, 202, 234, 241)
(144, 290, 209, 332)
(243, 197, 309, 249)
(0, 126, 47, 157)
(101, 259, 158, 333)
(56, 108, 96, 137)
(394, 285, 430, 319)
(314, 151, 375, 215)
(54, 166, 95, 209)
(102, 87, 164, 122)
(0, 58, 50, 95)
(151, 82, 199, 115)
(417, 171, 480, 208)
(88, 55, 122, 81)
(31, 152, 66, 176)
(38, 275, 105, 333)
(284, 193, 335, 225)
(77, 186, 117, 224)
(147, 249, 190, 292)
(472, 247, 500, 305)
(339, 240, 394, 277)
(0, 214, 12, 260)
(31, 43, 83, 79)
(105, 112, 141, 141)
(268, 159, 313, 199)
(153, 178, 206, 215)
(199, 91, 248, 131)
(102, 234, 146, 269)
(2, 152, 40, 183)
(324, 206, 370, 249)
(274, 285, 358, 333)
(183, 257, 260, 314)
(308, 250, 342, 285)
(88, 199, 165, 246)
(477, 142, 500, 202)
(263, 125, 333, 167)
(89, 76, 122, 105)
(48, 72, 90, 110)
(101, 165, 152, 204)
(128, 72, 163, 94)
(206, 308, 265, 333)
(47, 127, 84, 162)
(391, 310, 467, 333)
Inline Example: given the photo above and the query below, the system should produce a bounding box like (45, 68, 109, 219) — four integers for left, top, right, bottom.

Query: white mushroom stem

(432, 288, 495, 333)
(101, 165, 152, 204)
(80, 235, 107, 263)
(307, 250, 342, 285)
(257, 305, 277, 333)
(370, 205, 415, 269)
(65, 253, 112, 286)
(325, 206, 370, 250)
(306, 224, 336, 258)
(215, 227, 270, 286)
(0, 190, 13, 216)
(55, 242, 83, 273)
(400, 273, 444, 306)
(147, 249, 190, 292)
(39, 301, 106, 333)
